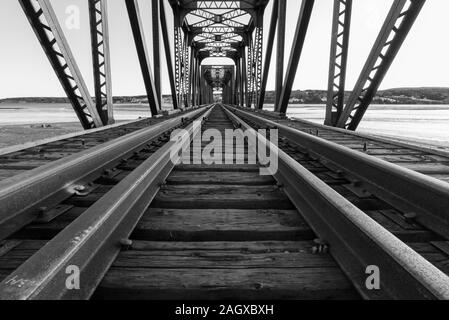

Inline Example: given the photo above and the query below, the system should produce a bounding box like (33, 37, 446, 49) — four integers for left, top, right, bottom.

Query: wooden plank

(365, 210, 437, 243)
(128, 241, 319, 252)
(133, 209, 313, 241)
(176, 165, 260, 172)
(152, 185, 294, 210)
(167, 171, 275, 186)
(112, 250, 336, 269)
(96, 267, 357, 300)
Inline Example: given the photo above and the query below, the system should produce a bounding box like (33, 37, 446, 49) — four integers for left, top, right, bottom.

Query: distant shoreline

(2, 87, 449, 105)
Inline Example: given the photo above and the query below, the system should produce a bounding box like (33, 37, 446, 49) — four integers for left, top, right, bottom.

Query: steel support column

(20, 0, 103, 129)
(125, 0, 160, 116)
(152, 0, 161, 106)
(174, 27, 184, 108)
(258, 0, 279, 110)
(246, 40, 253, 107)
(239, 57, 244, 106)
(242, 48, 248, 107)
(192, 56, 197, 106)
(277, 0, 315, 114)
(337, 0, 425, 130)
(275, 0, 286, 107)
(325, 0, 352, 126)
(89, 0, 114, 126)
(188, 47, 194, 107)
(160, 0, 178, 109)
(254, 27, 263, 108)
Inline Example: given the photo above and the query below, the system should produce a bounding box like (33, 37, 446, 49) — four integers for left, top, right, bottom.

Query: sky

(0, 0, 448, 99)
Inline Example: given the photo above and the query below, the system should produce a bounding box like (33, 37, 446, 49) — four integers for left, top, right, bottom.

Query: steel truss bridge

(3, 0, 449, 301)
(16, 0, 425, 131)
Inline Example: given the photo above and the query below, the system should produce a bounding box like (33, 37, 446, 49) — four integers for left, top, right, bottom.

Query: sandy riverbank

(0, 122, 83, 149)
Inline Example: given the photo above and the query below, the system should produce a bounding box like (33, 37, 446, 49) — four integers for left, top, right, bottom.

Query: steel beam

(89, 0, 114, 126)
(238, 57, 243, 106)
(188, 47, 194, 107)
(325, 0, 352, 125)
(152, 0, 161, 106)
(159, 0, 178, 109)
(125, 0, 160, 116)
(174, 27, 184, 108)
(246, 40, 253, 107)
(242, 48, 248, 107)
(276, 0, 315, 114)
(20, 0, 103, 129)
(337, 0, 425, 130)
(325, 0, 352, 126)
(258, 0, 278, 110)
(253, 27, 263, 108)
(183, 31, 190, 108)
(192, 56, 197, 106)
(275, 0, 286, 107)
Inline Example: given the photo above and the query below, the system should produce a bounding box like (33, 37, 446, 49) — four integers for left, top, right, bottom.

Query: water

(0, 103, 448, 147)
(264, 104, 449, 147)
(0, 103, 156, 125)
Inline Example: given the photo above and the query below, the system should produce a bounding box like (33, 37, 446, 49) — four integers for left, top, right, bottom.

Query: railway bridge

(1, 0, 449, 300)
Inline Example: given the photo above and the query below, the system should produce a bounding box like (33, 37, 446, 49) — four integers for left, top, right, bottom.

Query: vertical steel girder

(258, 0, 278, 109)
(337, 0, 426, 130)
(183, 32, 190, 108)
(89, 0, 114, 126)
(275, 0, 286, 108)
(159, 0, 178, 109)
(188, 47, 194, 106)
(192, 56, 197, 106)
(125, 0, 160, 116)
(238, 56, 245, 107)
(325, 0, 352, 127)
(174, 27, 184, 107)
(152, 0, 161, 106)
(246, 28, 263, 108)
(235, 60, 240, 105)
(277, 0, 315, 114)
(254, 27, 263, 108)
(20, 0, 103, 129)
(246, 40, 253, 107)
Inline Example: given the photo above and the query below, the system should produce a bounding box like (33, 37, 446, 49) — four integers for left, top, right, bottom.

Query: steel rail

(0, 106, 214, 300)
(291, 116, 449, 159)
(222, 105, 449, 300)
(0, 107, 209, 242)
(226, 106, 449, 240)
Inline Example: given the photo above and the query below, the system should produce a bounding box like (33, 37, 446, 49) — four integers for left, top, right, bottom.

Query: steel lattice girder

(325, 0, 352, 127)
(337, 0, 426, 130)
(258, 0, 278, 110)
(160, 0, 179, 109)
(19, 0, 103, 129)
(89, 0, 114, 126)
(152, 0, 162, 106)
(125, 0, 161, 116)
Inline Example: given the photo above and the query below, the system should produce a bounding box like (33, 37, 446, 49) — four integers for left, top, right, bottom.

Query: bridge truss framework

(18, 0, 426, 131)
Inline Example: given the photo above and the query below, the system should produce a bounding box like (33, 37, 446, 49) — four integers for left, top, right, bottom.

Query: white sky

(0, 0, 448, 99)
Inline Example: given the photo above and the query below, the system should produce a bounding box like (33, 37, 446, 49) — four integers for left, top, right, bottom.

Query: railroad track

(0, 108, 199, 181)
(0, 105, 449, 300)
(236, 106, 449, 183)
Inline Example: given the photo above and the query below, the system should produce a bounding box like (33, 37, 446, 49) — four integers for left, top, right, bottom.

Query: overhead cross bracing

(169, 0, 269, 108)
